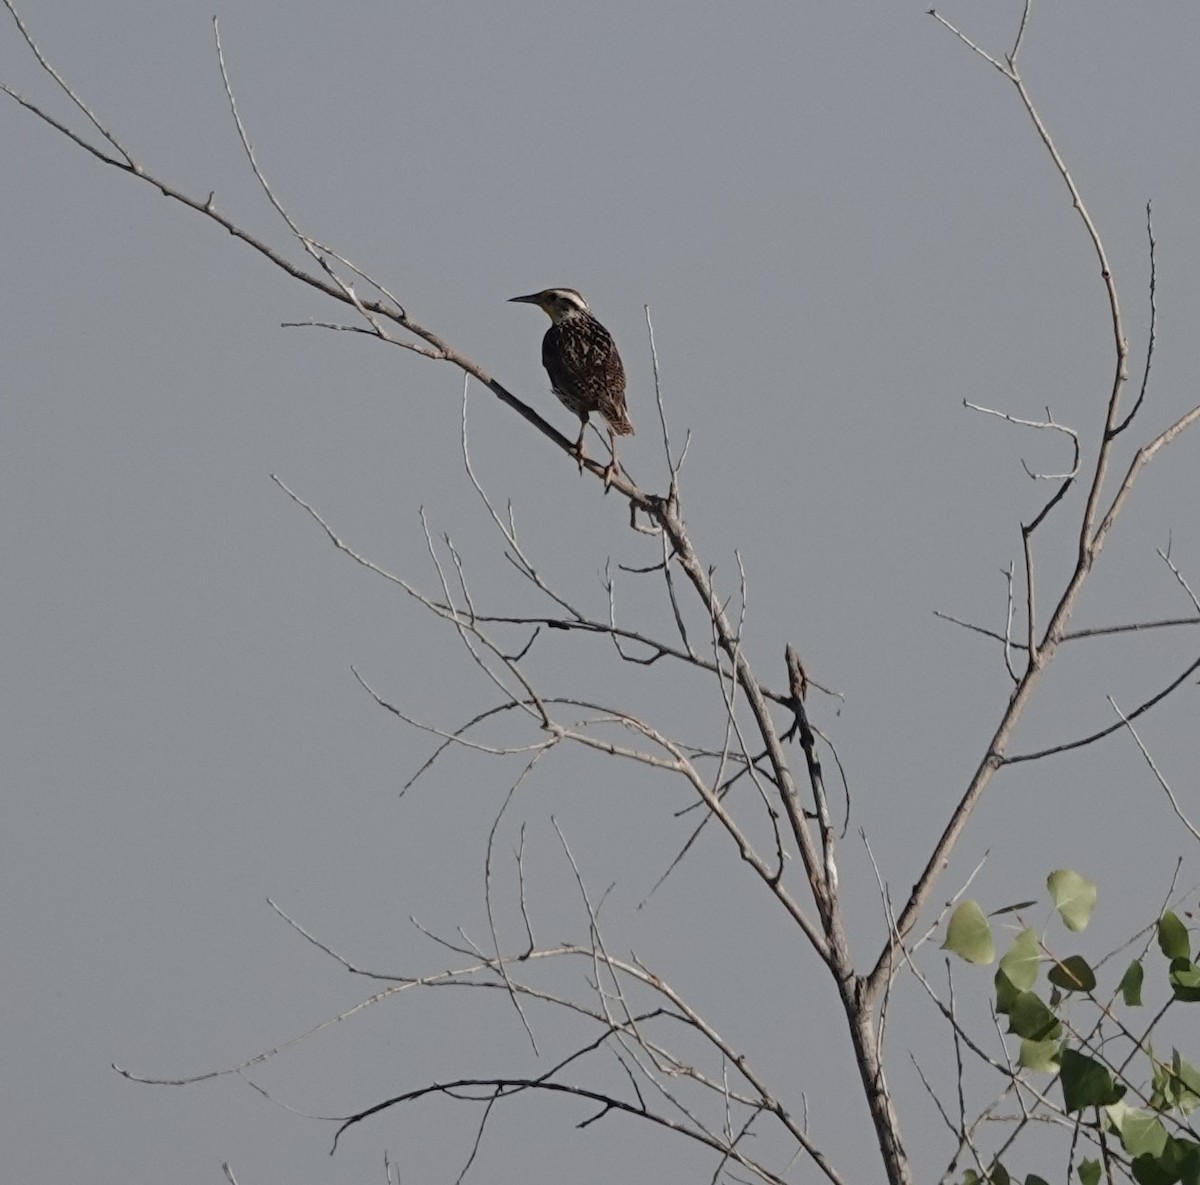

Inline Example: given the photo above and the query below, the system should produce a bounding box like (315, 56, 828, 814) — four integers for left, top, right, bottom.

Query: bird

(509, 287, 633, 489)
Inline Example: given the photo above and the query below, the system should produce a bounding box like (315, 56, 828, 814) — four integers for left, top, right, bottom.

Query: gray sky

(4, 2, 1199, 1182)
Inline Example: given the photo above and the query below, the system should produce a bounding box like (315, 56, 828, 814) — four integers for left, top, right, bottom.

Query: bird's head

(509, 287, 590, 323)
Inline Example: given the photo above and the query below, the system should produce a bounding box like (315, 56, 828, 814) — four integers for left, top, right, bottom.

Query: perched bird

(509, 287, 633, 488)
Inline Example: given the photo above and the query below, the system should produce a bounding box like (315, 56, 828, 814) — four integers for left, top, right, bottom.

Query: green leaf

(1137, 1137, 1200, 1185)
(987, 1162, 1010, 1185)
(1120, 959, 1145, 1007)
(1078, 1158, 1101, 1185)
(1130, 1150, 1177, 1185)
(1171, 1138, 1200, 1184)
(1106, 1100, 1168, 1158)
(1025, 1176, 1052, 1185)
(1174, 1052, 1200, 1093)
(1158, 912, 1191, 961)
(1155, 1052, 1200, 1117)
(1007, 991, 1061, 1042)
(1018, 1037, 1062, 1072)
(1151, 1053, 1175, 1111)
(944, 900, 995, 964)
(994, 967, 1020, 1015)
(1061, 1049, 1125, 1112)
(1048, 869, 1097, 932)
(1172, 1053, 1200, 1117)
(1169, 959, 1200, 1003)
(1000, 928, 1040, 991)
(988, 899, 1039, 918)
(1048, 954, 1097, 993)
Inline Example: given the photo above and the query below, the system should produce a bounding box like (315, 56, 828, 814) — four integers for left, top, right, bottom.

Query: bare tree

(7, 2, 1200, 1182)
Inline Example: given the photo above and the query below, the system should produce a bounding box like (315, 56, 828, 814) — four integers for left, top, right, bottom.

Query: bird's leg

(573, 419, 588, 475)
(602, 426, 620, 492)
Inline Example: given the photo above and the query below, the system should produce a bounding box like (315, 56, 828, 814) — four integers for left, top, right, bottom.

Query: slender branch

(1108, 698, 1200, 843)
(934, 610, 1200, 649)
(1005, 652, 1200, 763)
(331, 1075, 787, 1182)
(1111, 201, 1158, 437)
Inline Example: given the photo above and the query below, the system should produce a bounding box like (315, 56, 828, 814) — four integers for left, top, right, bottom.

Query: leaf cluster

(945, 873, 1200, 1184)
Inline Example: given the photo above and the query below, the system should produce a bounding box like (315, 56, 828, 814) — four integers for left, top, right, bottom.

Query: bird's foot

(602, 458, 619, 492)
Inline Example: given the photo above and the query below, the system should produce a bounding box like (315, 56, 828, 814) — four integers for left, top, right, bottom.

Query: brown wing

(596, 331, 633, 436)
(542, 317, 633, 435)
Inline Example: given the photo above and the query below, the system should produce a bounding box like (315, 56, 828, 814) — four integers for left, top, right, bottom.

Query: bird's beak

(508, 292, 542, 305)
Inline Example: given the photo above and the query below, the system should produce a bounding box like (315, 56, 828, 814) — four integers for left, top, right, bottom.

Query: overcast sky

(4, 2, 1199, 1183)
